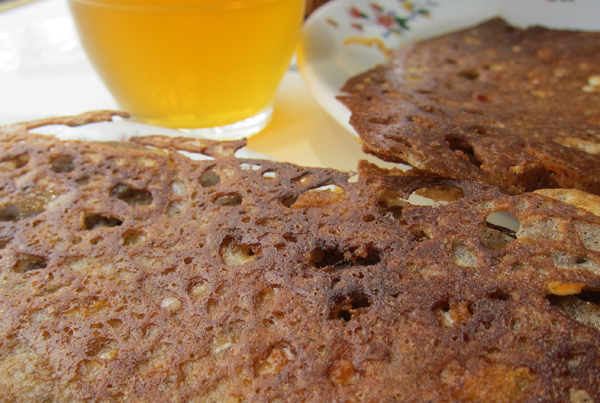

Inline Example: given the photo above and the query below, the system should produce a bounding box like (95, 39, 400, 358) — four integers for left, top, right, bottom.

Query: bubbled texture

(0, 112, 600, 402)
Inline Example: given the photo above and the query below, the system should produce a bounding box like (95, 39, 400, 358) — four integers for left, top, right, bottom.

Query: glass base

(178, 105, 273, 141)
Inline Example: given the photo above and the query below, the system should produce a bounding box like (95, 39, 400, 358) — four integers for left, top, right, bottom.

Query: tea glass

(68, 0, 307, 139)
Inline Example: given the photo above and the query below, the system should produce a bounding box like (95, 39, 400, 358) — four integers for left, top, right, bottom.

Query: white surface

(298, 0, 600, 136)
(0, 0, 116, 124)
(28, 119, 270, 160)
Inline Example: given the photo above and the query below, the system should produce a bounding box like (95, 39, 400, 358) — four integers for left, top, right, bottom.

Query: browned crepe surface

(339, 18, 600, 195)
(1, 112, 600, 402)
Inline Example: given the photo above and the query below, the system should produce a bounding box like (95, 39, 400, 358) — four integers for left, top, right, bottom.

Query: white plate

(28, 118, 272, 161)
(298, 0, 600, 136)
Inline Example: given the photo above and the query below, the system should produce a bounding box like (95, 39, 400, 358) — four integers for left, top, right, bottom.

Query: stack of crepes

(0, 111, 599, 402)
(339, 18, 600, 196)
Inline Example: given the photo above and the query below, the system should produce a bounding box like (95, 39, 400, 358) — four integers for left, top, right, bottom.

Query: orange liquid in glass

(69, 0, 306, 128)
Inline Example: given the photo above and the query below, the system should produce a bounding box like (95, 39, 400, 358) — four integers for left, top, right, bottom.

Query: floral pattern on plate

(345, 1, 437, 36)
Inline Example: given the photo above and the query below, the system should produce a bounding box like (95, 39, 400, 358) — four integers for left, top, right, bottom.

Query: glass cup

(68, 0, 306, 139)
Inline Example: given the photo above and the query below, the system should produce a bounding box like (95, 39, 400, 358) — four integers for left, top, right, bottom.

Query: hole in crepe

(110, 184, 152, 207)
(446, 58, 458, 65)
(578, 290, 600, 304)
(280, 196, 298, 208)
(435, 300, 475, 327)
(411, 227, 433, 242)
(547, 290, 600, 330)
(377, 190, 406, 219)
(290, 185, 345, 208)
(489, 290, 511, 301)
(50, 155, 75, 173)
(16, 191, 49, 219)
(383, 135, 412, 148)
(263, 171, 276, 180)
(434, 301, 453, 327)
(14, 255, 47, 273)
(480, 212, 519, 250)
(200, 169, 221, 187)
(351, 296, 371, 309)
(174, 149, 212, 161)
(408, 186, 465, 206)
(367, 116, 392, 125)
(106, 319, 123, 329)
(253, 286, 277, 309)
(330, 292, 371, 321)
(84, 213, 123, 230)
(76, 360, 103, 381)
(0, 204, 20, 222)
(87, 339, 117, 359)
(486, 212, 520, 233)
(338, 310, 352, 322)
(311, 247, 347, 270)
(214, 194, 243, 207)
(310, 246, 380, 270)
(122, 230, 147, 246)
(0, 153, 29, 172)
(444, 136, 483, 168)
(190, 281, 208, 297)
(458, 70, 480, 80)
(220, 236, 259, 266)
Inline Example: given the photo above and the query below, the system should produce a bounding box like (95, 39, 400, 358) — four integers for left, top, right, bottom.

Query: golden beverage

(68, 0, 306, 130)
